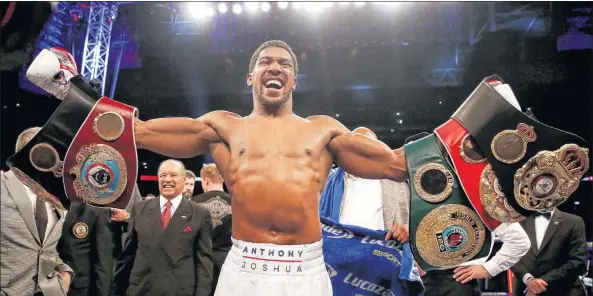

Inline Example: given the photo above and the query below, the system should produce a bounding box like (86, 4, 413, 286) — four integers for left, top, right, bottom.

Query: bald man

(320, 127, 409, 239)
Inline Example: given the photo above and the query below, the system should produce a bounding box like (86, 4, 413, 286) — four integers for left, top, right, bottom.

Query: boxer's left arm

(316, 116, 408, 182)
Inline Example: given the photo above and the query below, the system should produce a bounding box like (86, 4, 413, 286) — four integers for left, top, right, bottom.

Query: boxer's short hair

(249, 40, 299, 75)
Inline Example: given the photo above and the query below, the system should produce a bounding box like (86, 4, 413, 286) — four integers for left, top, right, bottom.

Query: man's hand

(59, 271, 71, 292)
(414, 261, 427, 277)
(453, 265, 490, 284)
(385, 223, 409, 243)
(527, 278, 548, 294)
(109, 208, 130, 222)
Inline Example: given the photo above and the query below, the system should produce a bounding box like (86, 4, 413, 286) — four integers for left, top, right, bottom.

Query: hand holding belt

(405, 133, 492, 271)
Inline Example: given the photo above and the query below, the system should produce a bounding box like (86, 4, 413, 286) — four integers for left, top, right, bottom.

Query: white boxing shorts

(213, 238, 333, 296)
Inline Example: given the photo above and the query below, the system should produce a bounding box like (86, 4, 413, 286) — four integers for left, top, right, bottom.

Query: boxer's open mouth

(263, 77, 285, 91)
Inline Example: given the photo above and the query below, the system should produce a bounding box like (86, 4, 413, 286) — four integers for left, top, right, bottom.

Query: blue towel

(319, 168, 345, 221)
(321, 217, 425, 296)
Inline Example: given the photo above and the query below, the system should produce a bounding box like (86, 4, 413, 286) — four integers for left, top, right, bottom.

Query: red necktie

(161, 200, 172, 229)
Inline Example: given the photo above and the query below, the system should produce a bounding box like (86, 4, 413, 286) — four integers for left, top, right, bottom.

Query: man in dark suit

(191, 164, 232, 295)
(113, 159, 213, 296)
(512, 208, 587, 296)
(58, 202, 114, 296)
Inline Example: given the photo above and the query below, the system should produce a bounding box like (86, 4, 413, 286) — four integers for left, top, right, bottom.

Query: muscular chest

(229, 124, 328, 162)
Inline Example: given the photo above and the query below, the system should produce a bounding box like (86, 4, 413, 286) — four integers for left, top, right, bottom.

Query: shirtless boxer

(28, 41, 409, 296)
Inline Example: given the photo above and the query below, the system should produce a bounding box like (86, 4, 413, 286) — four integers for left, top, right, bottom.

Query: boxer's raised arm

(134, 111, 227, 158)
(313, 116, 408, 182)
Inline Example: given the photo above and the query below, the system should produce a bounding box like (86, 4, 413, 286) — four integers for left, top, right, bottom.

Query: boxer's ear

(247, 73, 253, 86)
(292, 76, 297, 90)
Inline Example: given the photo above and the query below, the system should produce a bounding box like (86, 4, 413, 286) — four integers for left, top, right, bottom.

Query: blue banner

(321, 217, 425, 296)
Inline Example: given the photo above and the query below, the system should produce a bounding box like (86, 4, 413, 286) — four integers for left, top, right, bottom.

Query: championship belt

(6, 75, 139, 210)
(405, 134, 492, 271)
(435, 119, 524, 230)
(453, 76, 590, 214)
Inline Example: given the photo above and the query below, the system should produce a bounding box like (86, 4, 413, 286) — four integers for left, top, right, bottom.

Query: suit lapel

(148, 198, 165, 240)
(63, 202, 84, 235)
(4, 171, 41, 244)
(538, 210, 562, 254)
(44, 207, 64, 246)
(164, 198, 193, 236)
(523, 216, 539, 254)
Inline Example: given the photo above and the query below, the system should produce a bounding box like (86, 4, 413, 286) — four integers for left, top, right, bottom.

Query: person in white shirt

(325, 127, 409, 242)
(401, 129, 531, 296)
(422, 220, 530, 296)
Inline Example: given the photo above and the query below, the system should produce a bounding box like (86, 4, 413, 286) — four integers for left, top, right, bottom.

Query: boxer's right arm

(134, 111, 234, 158)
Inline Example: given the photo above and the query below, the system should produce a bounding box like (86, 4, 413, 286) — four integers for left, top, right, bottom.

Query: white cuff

(523, 273, 535, 285)
(482, 261, 502, 277)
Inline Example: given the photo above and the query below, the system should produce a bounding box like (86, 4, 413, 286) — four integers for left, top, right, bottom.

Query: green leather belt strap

(405, 134, 492, 271)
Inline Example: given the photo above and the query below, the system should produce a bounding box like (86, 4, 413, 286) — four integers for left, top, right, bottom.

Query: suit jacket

(511, 210, 587, 296)
(379, 180, 410, 229)
(113, 197, 213, 296)
(112, 184, 143, 262)
(1, 170, 73, 296)
(58, 202, 114, 296)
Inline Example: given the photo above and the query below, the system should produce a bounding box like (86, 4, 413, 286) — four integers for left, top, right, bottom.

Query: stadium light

(246, 2, 259, 12)
(261, 2, 270, 12)
(218, 3, 228, 14)
(232, 3, 242, 14)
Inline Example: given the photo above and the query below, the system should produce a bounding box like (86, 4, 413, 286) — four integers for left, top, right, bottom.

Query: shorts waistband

(225, 238, 326, 276)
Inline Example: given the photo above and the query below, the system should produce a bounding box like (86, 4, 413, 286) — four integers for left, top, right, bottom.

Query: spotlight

(292, 2, 302, 9)
(354, 2, 365, 7)
(397, 119, 403, 124)
(218, 3, 227, 14)
(390, 129, 395, 133)
(396, 112, 400, 116)
(188, 2, 209, 19)
(261, 2, 270, 12)
(246, 2, 259, 12)
(205, 7, 215, 16)
(335, 114, 340, 117)
(305, 2, 332, 12)
(232, 3, 242, 14)
(277, 2, 289, 10)
(439, 101, 442, 105)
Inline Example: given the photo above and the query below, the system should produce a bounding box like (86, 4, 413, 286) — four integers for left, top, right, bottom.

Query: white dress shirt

(24, 186, 59, 241)
(459, 222, 531, 277)
(159, 194, 183, 216)
(339, 173, 385, 231)
(523, 210, 555, 285)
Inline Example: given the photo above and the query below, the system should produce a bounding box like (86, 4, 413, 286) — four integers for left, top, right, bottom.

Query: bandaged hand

(26, 48, 78, 100)
(385, 223, 409, 243)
